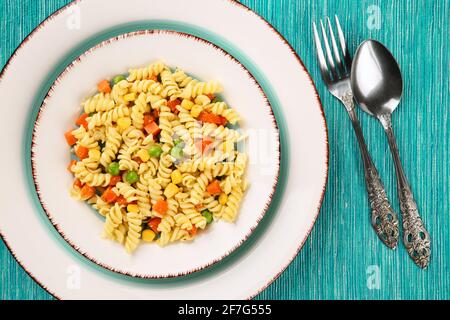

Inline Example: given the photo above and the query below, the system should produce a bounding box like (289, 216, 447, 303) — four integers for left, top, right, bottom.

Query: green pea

(107, 162, 120, 176)
(112, 74, 126, 85)
(125, 171, 139, 184)
(148, 145, 163, 158)
(170, 146, 184, 160)
(202, 210, 213, 224)
(174, 138, 184, 147)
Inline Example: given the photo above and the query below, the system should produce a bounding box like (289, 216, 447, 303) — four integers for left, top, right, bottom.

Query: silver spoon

(351, 40, 431, 268)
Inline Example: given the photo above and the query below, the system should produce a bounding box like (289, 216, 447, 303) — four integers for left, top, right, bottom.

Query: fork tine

(312, 22, 331, 83)
(319, 20, 338, 80)
(327, 17, 344, 76)
(335, 15, 352, 71)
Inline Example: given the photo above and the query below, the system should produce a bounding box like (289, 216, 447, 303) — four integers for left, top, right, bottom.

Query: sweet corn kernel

(137, 149, 150, 163)
(142, 229, 156, 242)
(219, 193, 228, 205)
(88, 149, 101, 160)
(222, 141, 234, 153)
(127, 204, 139, 213)
(164, 183, 179, 198)
(190, 105, 203, 118)
(117, 117, 131, 130)
(124, 92, 137, 102)
(171, 170, 182, 185)
(181, 99, 194, 110)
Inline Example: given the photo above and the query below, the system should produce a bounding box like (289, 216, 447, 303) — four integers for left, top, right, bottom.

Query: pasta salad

(65, 61, 248, 253)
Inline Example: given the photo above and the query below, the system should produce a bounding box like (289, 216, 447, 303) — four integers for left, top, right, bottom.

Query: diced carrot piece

(167, 99, 181, 114)
(219, 116, 227, 126)
(64, 131, 77, 146)
(80, 185, 96, 199)
(197, 111, 227, 126)
(195, 203, 203, 210)
(188, 225, 197, 236)
(67, 160, 77, 173)
(205, 94, 216, 100)
(132, 157, 143, 165)
(101, 187, 118, 204)
(116, 196, 128, 206)
(97, 79, 111, 93)
(144, 121, 161, 136)
(150, 75, 158, 81)
(96, 186, 106, 194)
(75, 113, 89, 129)
(143, 113, 155, 127)
(152, 109, 160, 119)
(148, 218, 162, 233)
(73, 179, 83, 188)
(206, 180, 222, 195)
(153, 199, 168, 215)
(75, 145, 89, 160)
(109, 176, 122, 186)
(195, 137, 213, 154)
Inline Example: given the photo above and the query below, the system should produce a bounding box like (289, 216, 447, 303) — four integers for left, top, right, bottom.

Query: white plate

(0, 0, 327, 299)
(32, 30, 280, 278)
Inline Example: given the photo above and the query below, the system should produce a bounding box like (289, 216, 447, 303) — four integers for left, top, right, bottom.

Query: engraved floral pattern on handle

(343, 94, 399, 248)
(399, 188, 431, 268)
(379, 114, 431, 268)
(365, 166, 399, 248)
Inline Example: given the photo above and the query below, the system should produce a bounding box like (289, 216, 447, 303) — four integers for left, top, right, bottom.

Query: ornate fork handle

(342, 93, 399, 248)
(379, 114, 431, 268)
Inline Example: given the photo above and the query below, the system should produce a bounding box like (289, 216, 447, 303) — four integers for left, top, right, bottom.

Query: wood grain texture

(0, 0, 448, 300)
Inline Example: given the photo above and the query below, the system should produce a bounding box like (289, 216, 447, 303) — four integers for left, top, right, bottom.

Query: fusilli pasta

(67, 61, 248, 253)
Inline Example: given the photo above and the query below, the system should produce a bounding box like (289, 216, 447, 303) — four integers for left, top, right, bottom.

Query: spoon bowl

(351, 40, 403, 116)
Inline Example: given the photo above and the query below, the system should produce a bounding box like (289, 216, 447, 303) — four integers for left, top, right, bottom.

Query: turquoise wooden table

(1, 0, 448, 300)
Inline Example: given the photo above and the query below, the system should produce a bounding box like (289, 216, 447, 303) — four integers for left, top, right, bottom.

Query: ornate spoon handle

(343, 96, 399, 248)
(379, 114, 431, 268)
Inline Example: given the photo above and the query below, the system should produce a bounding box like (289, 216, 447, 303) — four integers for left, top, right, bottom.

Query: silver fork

(313, 16, 399, 248)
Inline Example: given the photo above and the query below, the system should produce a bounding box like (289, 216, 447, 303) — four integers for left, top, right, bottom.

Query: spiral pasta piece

(130, 93, 148, 129)
(172, 69, 194, 88)
(203, 196, 222, 216)
(204, 102, 240, 125)
(114, 223, 128, 244)
(87, 104, 130, 129)
(125, 212, 142, 253)
(158, 105, 175, 149)
(71, 126, 87, 140)
(103, 203, 123, 240)
(116, 182, 138, 203)
(173, 213, 193, 230)
(181, 80, 222, 99)
(157, 215, 175, 234)
(130, 79, 164, 95)
(118, 143, 139, 171)
(91, 196, 111, 217)
(169, 227, 192, 242)
(127, 61, 166, 82)
(100, 126, 122, 168)
(221, 186, 243, 223)
(146, 94, 167, 110)
(157, 152, 173, 188)
(83, 93, 115, 114)
(160, 69, 181, 97)
(111, 80, 130, 104)
(189, 170, 212, 205)
(135, 177, 151, 217)
(147, 178, 163, 204)
(186, 211, 207, 229)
